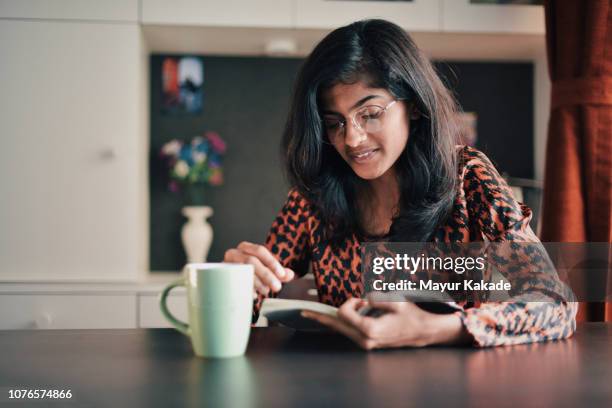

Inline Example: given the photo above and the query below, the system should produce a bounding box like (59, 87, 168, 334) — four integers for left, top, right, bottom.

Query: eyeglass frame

(321, 99, 401, 144)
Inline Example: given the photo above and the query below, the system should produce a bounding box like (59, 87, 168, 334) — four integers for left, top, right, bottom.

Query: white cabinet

(141, 0, 542, 34)
(0, 20, 146, 281)
(0, 0, 138, 22)
(0, 294, 137, 330)
(141, 0, 293, 28)
(441, 0, 544, 34)
(294, 0, 441, 31)
(0, 282, 187, 330)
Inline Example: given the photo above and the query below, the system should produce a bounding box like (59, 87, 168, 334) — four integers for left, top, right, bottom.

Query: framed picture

(161, 56, 204, 114)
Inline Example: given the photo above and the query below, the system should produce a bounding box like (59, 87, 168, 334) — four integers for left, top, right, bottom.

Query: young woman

(224, 19, 577, 348)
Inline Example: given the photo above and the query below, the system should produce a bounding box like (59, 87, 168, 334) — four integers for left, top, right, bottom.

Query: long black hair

(282, 19, 460, 244)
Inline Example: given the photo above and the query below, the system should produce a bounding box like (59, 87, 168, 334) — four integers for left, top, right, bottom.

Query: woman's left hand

(301, 297, 471, 350)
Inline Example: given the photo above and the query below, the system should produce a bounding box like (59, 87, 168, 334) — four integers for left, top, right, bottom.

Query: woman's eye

(324, 120, 341, 129)
(360, 108, 383, 120)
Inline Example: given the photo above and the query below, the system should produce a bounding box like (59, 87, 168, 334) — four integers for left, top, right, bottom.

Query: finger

(301, 311, 354, 336)
(342, 297, 369, 314)
(355, 298, 369, 310)
(282, 268, 296, 283)
(238, 241, 287, 280)
(366, 298, 405, 313)
(302, 311, 374, 349)
(253, 275, 270, 296)
(246, 255, 282, 293)
(227, 248, 281, 293)
(337, 299, 377, 337)
(238, 241, 285, 280)
(223, 248, 241, 262)
(226, 249, 270, 296)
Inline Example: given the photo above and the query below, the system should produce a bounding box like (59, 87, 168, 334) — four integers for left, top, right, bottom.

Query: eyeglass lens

(324, 105, 385, 141)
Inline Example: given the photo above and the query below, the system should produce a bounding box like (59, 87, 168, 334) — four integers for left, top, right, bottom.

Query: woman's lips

(348, 148, 379, 163)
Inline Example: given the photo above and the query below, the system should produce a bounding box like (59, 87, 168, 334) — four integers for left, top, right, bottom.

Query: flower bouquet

(160, 131, 226, 206)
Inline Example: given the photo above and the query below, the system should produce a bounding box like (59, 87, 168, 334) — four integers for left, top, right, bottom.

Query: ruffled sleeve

(455, 147, 577, 346)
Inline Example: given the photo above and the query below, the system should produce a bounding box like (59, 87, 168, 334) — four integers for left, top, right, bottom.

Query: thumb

(367, 297, 405, 313)
(280, 268, 296, 283)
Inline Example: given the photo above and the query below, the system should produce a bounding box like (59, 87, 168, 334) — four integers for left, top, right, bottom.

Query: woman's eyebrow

(322, 94, 384, 115)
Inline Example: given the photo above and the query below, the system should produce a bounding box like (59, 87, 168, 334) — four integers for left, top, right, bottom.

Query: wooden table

(1, 324, 611, 407)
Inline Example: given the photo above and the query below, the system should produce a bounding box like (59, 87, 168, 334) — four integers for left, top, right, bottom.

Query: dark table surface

(0, 323, 611, 407)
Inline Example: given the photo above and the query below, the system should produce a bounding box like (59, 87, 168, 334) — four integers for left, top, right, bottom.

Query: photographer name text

(371, 279, 511, 292)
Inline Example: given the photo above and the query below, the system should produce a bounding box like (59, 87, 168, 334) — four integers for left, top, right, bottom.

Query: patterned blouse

(256, 146, 577, 347)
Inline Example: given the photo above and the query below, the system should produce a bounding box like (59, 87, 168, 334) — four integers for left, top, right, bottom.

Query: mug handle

(159, 278, 190, 336)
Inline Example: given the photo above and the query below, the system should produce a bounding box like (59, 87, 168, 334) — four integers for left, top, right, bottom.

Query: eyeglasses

(322, 100, 399, 143)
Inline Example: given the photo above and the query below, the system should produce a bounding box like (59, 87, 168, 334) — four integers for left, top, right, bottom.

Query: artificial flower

(160, 133, 226, 192)
(209, 168, 223, 186)
(161, 140, 182, 156)
(191, 136, 204, 147)
(174, 160, 189, 178)
(193, 151, 207, 164)
(206, 131, 227, 154)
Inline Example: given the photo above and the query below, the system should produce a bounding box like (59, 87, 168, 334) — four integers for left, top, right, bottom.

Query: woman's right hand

(223, 241, 295, 297)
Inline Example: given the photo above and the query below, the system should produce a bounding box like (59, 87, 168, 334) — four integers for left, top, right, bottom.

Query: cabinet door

(0, 0, 138, 22)
(0, 20, 144, 280)
(442, 0, 544, 34)
(141, 0, 293, 28)
(294, 0, 441, 31)
(0, 294, 137, 329)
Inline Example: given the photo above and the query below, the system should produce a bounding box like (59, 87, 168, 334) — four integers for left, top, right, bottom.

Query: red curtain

(541, 0, 612, 321)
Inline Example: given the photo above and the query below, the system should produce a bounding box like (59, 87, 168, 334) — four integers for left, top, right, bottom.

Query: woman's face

(321, 81, 411, 181)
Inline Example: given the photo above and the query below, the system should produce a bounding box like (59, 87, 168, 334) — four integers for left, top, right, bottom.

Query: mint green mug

(160, 263, 254, 358)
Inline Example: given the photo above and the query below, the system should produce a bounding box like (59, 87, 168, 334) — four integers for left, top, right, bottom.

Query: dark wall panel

(434, 61, 534, 179)
(150, 56, 534, 271)
(150, 56, 303, 271)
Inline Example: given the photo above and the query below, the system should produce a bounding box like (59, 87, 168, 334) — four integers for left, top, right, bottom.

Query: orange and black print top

(257, 146, 577, 347)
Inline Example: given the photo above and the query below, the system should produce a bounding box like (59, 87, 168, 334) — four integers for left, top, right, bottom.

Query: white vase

(181, 206, 214, 263)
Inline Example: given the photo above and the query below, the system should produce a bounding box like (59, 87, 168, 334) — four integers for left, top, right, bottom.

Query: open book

(261, 298, 338, 331)
(261, 294, 462, 331)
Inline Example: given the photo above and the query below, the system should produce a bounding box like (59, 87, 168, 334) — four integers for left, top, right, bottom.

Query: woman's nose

(344, 120, 366, 147)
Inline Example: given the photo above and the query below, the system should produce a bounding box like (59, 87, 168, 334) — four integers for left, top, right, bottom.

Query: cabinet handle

(35, 312, 53, 329)
(98, 148, 116, 161)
